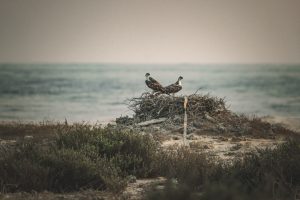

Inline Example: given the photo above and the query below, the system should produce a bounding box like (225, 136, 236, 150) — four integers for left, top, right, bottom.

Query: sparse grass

(0, 121, 65, 140)
(0, 122, 299, 199)
(154, 146, 214, 187)
(221, 114, 298, 137)
(146, 140, 300, 200)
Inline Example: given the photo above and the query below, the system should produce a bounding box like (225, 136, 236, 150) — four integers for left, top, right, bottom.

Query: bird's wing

(149, 76, 164, 90)
(164, 83, 174, 89)
(152, 83, 164, 92)
(149, 77, 161, 85)
(164, 84, 182, 94)
(146, 79, 164, 92)
(164, 84, 175, 93)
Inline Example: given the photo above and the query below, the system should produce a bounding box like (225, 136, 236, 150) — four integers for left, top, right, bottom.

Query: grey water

(0, 63, 300, 123)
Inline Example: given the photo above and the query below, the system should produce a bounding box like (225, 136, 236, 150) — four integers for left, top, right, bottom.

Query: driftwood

(137, 118, 167, 126)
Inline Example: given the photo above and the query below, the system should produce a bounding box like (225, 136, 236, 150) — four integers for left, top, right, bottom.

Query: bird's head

(145, 73, 150, 77)
(177, 76, 183, 86)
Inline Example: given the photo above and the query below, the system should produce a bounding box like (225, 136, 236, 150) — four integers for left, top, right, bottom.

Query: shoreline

(261, 115, 300, 133)
(1, 115, 299, 133)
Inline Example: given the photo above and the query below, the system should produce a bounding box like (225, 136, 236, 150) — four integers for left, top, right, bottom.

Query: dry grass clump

(215, 113, 298, 137)
(154, 146, 214, 187)
(128, 93, 227, 122)
(146, 140, 300, 200)
(0, 121, 66, 140)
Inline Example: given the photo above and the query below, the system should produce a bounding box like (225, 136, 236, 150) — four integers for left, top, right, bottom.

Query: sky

(0, 0, 299, 64)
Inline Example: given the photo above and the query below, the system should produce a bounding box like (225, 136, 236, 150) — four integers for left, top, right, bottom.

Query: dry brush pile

(126, 92, 298, 138)
(128, 92, 227, 122)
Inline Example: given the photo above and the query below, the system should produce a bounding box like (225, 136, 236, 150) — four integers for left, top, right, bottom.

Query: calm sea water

(0, 64, 299, 123)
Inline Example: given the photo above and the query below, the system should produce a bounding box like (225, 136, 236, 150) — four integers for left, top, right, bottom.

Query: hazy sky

(0, 0, 299, 63)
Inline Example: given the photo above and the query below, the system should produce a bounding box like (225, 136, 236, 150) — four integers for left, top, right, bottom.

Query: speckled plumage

(145, 73, 165, 93)
(164, 76, 183, 95)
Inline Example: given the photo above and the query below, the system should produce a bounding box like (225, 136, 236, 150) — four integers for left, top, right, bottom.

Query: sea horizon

(1, 63, 300, 123)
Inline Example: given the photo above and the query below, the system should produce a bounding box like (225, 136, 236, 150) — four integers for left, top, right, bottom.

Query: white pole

(183, 96, 188, 146)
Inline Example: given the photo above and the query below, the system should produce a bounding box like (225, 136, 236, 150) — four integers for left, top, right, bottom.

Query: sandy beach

(262, 116, 300, 133)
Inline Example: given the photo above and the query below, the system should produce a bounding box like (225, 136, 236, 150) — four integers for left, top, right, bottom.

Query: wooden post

(183, 96, 188, 146)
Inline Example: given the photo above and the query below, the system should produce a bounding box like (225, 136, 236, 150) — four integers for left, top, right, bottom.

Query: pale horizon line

(1, 62, 300, 66)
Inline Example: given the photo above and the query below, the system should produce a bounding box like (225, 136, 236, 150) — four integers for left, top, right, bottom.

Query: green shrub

(40, 148, 124, 192)
(0, 141, 125, 193)
(154, 147, 213, 187)
(56, 126, 159, 177)
(0, 124, 160, 193)
(224, 140, 300, 197)
(0, 143, 49, 192)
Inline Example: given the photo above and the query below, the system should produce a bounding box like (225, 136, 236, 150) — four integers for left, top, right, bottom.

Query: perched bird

(145, 73, 165, 93)
(164, 76, 183, 95)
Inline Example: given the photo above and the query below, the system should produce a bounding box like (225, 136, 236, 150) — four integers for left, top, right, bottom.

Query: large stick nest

(128, 93, 227, 122)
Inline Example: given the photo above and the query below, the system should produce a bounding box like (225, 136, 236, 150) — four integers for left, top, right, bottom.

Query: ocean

(0, 63, 299, 123)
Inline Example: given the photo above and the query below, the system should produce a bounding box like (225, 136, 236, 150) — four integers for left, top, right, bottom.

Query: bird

(145, 73, 165, 94)
(164, 76, 183, 95)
